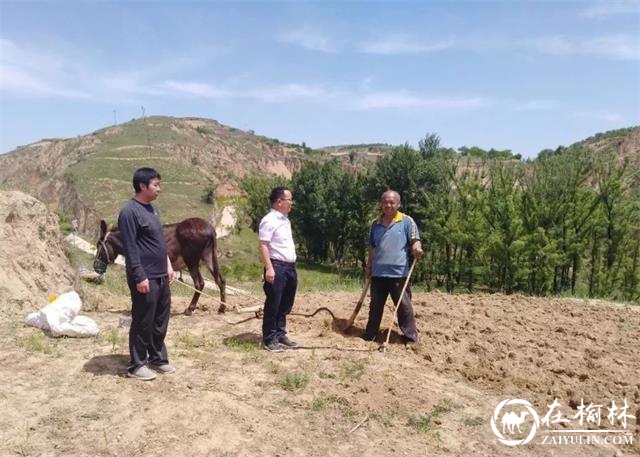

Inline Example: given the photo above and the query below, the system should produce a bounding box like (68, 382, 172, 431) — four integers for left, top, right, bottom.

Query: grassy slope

(217, 227, 364, 293)
(70, 118, 215, 225)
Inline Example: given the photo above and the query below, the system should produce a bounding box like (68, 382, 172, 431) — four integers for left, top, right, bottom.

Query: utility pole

(142, 106, 151, 158)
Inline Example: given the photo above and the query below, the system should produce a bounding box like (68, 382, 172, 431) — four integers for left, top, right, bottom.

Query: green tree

(239, 175, 290, 232)
(291, 161, 371, 266)
(418, 132, 441, 160)
(480, 162, 525, 293)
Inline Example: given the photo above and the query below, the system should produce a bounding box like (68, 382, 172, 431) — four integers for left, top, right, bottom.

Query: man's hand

(365, 263, 372, 281)
(136, 278, 150, 294)
(265, 266, 276, 284)
(412, 242, 424, 260)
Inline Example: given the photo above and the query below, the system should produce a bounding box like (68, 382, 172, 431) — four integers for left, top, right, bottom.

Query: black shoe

(263, 341, 285, 352)
(361, 333, 376, 342)
(278, 335, 299, 348)
(404, 336, 418, 345)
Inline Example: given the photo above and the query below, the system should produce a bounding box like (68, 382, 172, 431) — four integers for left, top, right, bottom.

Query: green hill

(0, 116, 315, 230)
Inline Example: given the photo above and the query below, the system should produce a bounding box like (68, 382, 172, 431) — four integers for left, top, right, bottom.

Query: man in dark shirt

(118, 167, 175, 380)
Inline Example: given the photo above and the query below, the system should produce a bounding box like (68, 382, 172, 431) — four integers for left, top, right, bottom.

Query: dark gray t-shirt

(117, 198, 167, 283)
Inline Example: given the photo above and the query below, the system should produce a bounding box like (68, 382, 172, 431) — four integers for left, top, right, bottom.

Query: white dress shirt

(258, 209, 296, 263)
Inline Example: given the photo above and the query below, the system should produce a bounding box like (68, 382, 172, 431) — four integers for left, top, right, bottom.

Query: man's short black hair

(133, 167, 161, 193)
(269, 186, 290, 204)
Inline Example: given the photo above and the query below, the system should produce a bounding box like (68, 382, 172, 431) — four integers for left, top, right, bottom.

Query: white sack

(25, 291, 99, 337)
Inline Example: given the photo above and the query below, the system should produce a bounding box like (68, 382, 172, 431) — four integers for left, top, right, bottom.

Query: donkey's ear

(100, 220, 108, 237)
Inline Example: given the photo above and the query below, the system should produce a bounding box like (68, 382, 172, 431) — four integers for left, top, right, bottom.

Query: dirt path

(1, 291, 638, 456)
(216, 206, 236, 238)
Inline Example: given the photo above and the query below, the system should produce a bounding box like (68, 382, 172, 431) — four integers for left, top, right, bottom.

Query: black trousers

(262, 263, 297, 344)
(363, 276, 418, 342)
(127, 276, 171, 372)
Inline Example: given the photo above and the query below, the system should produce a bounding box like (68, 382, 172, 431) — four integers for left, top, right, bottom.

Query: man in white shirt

(258, 187, 298, 352)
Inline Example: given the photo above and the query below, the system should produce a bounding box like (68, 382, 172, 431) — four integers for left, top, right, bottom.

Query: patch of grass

(342, 360, 367, 381)
(175, 330, 197, 350)
(408, 399, 455, 434)
(309, 393, 342, 411)
(278, 372, 309, 391)
(223, 337, 264, 362)
(341, 404, 357, 419)
(223, 337, 259, 352)
(57, 210, 73, 235)
(39, 407, 72, 430)
(217, 227, 364, 292)
(310, 395, 330, 411)
(463, 416, 484, 426)
(318, 371, 336, 379)
(195, 126, 211, 135)
(431, 399, 454, 416)
(104, 327, 122, 352)
(23, 332, 53, 354)
(371, 407, 399, 428)
(408, 414, 433, 433)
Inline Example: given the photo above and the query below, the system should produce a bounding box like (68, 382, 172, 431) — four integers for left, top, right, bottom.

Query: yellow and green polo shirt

(369, 211, 420, 278)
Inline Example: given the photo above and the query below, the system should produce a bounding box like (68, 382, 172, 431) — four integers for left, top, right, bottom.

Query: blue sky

(1, 1, 638, 158)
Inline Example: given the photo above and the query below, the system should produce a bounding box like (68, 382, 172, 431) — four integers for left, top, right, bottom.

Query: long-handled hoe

(343, 277, 371, 331)
(379, 257, 417, 353)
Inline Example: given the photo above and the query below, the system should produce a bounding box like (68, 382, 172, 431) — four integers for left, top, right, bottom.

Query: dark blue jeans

(262, 263, 297, 344)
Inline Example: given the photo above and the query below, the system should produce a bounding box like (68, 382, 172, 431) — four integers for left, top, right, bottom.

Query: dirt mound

(0, 190, 74, 309)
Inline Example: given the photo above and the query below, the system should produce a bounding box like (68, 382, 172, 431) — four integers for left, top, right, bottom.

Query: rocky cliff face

(0, 191, 74, 309)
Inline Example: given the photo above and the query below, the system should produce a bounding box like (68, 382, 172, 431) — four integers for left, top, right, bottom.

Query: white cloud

(0, 38, 89, 98)
(584, 34, 640, 60)
(0, 65, 89, 99)
(249, 83, 328, 102)
(162, 80, 230, 98)
(532, 34, 639, 60)
(579, 2, 640, 18)
(359, 35, 454, 55)
(137, 80, 329, 103)
(533, 36, 575, 55)
(353, 91, 486, 110)
(278, 28, 337, 53)
(515, 100, 557, 111)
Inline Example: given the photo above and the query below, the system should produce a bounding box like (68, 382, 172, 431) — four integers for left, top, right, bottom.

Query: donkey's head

(94, 220, 121, 274)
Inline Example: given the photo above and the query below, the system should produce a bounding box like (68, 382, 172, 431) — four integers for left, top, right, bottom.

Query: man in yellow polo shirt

(363, 190, 423, 343)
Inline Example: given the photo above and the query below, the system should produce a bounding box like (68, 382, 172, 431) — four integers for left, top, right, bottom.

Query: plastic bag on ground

(25, 291, 99, 337)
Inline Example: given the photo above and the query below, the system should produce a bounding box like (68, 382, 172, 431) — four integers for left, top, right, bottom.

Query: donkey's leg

(184, 266, 204, 316)
(204, 247, 226, 313)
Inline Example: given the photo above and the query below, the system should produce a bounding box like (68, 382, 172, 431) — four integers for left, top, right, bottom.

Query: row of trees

(240, 133, 639, 302)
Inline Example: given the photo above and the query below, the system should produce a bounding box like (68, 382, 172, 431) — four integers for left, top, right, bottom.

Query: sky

(0, 1, 639, 158)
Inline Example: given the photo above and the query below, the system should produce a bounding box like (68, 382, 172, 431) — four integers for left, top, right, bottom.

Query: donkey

(94, 218, 226, 315)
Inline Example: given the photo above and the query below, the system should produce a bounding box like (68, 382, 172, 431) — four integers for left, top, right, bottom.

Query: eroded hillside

(0, 117, 312, 230)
